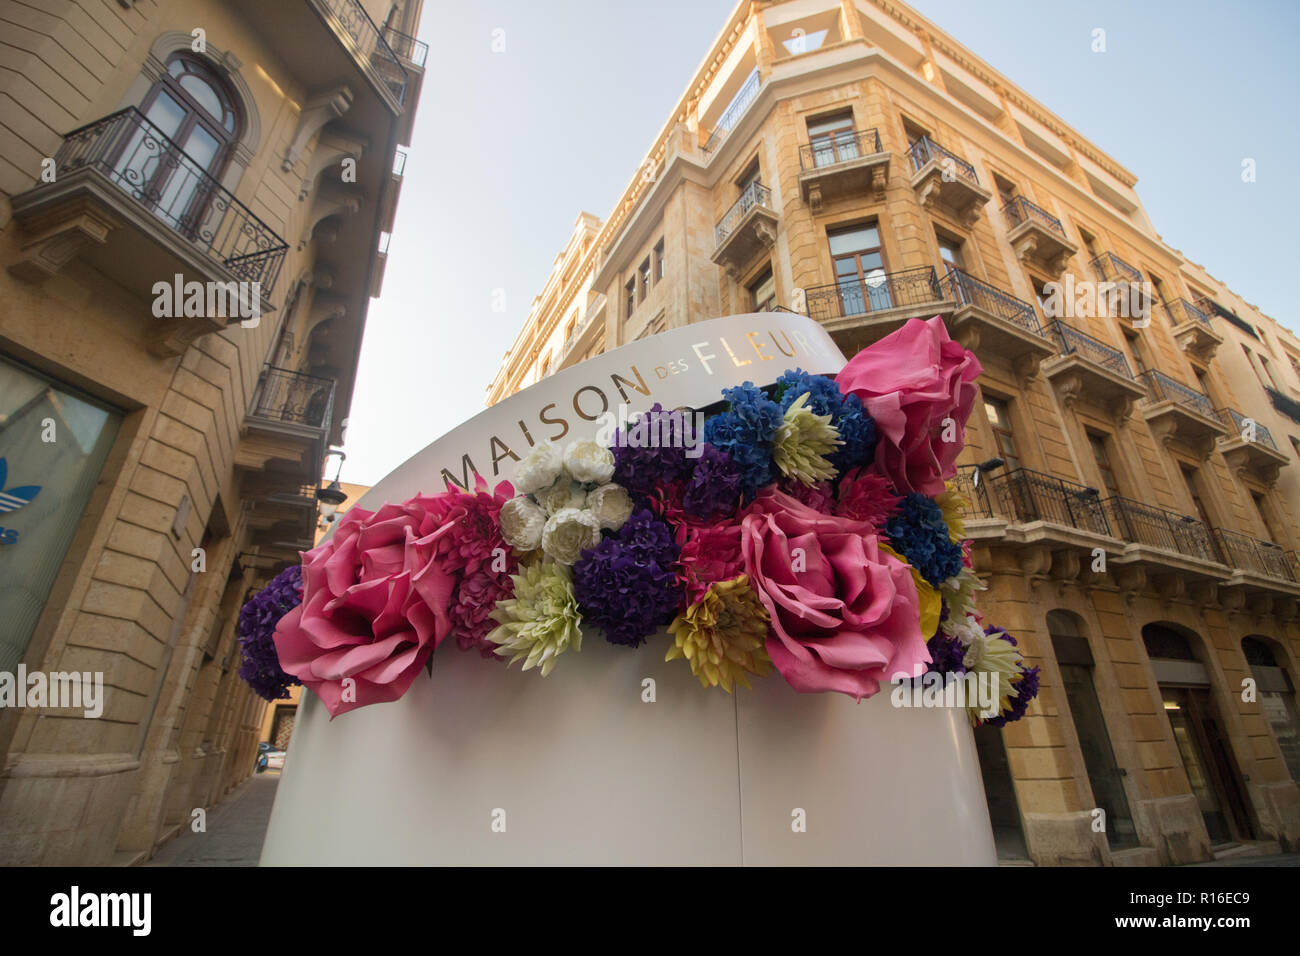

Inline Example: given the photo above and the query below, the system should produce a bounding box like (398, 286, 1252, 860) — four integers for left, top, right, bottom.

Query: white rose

(563, 439, 615, 484)
(540, 507, 602, 565)
(586, 482, 634, 530)
(536, 477, 587, 516)
(498, 495, 546, 551)
(514, 441, 563, 494)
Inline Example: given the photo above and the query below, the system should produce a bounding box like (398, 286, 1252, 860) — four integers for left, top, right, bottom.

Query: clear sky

(339, 0, 1300, 488)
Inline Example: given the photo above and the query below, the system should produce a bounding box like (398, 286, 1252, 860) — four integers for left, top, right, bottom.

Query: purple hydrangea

(611, 403, 696, 497)
(237, 565, 303, 701)
(884, 493, 964, 587)
(702, 383, 782, 498)
(573, 508, 681, 647)
(682, 444, 742, 519)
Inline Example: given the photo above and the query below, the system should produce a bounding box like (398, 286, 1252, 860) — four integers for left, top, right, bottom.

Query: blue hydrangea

(773, 368, 876, 472)
(884, 493, 964, 587)
(573, 509, 681, 647)
(682, 444, 742, 519)
(702, 383, 782, 498)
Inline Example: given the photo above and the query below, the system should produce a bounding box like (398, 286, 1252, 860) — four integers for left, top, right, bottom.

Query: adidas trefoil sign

(0, 457, 42, 545)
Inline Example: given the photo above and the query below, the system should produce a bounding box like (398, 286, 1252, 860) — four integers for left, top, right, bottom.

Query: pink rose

(835, 316, 981, 496)
(274, 481, 515, 716)
(740, 489, 930, 700)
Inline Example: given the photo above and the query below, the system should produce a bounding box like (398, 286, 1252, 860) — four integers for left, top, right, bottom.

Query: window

(1242, 637, 1300, 782)
(1122, 330, 1150, 376)
(983, 396, 1021, 471)
(902, 118, 929, 148)
(806, 110, 857, 167)
(1259, 355, 1280, 391)
(993, 174, 1018, 208)
(639, 258, 651, 302)
(936, 232, 964, 274)
(737, 160, 761, 194)
(1180, 465, 1215, 529)
(0, 357, 122, 669)
(1079, 229, 1102, 269)
(624, 279, 636, 318)
(540, 353, 551, 378)
(653, 239, 664, 282)
(1087, 431, 1121, 497)
(828, 222, 889, 313)
(749, 268, 775, 312)
(1050, 612, 1138, 848)
(1251, 492, 1283, 544)
(1193, 368, 1216, 406)
(124, 54, 240, 228)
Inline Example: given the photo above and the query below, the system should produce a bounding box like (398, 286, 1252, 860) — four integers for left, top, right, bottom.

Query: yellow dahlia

(772, 392, 841, 486)
(666, 575, 772, 692)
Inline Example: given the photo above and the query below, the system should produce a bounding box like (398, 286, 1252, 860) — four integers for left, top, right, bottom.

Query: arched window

(118, 54, 241, 231)
(1243, 636, 1300, 782)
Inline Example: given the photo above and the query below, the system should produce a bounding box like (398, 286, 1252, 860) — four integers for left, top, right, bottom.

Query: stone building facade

(0, 0, 424, 864)
(486, 0, 1300, 865)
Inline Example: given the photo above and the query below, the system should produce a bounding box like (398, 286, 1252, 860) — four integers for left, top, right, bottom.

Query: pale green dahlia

(486, 560, 583, 676)
(773, 392, 842, 485)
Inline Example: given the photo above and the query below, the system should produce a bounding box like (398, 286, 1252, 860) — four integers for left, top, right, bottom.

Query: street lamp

(316, 450, 348, 526)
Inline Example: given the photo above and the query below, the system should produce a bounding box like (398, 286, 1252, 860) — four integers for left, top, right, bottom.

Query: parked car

(256, 741, 286, 773)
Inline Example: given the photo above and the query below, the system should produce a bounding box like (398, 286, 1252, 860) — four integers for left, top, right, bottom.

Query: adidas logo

(0, 458, 41, 544)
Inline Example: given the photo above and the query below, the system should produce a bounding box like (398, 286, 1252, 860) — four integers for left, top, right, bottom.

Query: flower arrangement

(239, 317, 1039, 726)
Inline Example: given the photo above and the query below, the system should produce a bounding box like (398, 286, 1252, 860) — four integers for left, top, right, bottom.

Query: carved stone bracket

(283, 86, 354, 174)
(1114, 565, 1146, 605)
(1012, 352, 1042, 386)
(753, 218, 778, 247)
(870, 165, 888, 201)
(1151, 571, 1187, 605)
(300, 190, 362, 250)
(1188, 579, 1219, 608)
(7, 196, 120, 283)
(957, 203, 983, 228)
(806, 181, 823, 212)
(298, 128, 369, 202)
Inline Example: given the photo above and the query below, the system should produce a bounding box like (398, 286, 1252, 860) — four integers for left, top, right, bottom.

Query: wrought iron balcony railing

(1167, 297, 1212, 329)
(907, 136, 979, 186)
(250, 365, 336, 431)
(1046, 321, 1137, 380)
(53, 107, 287, 294)
(703, 69, 761, 153)
(949, 467, 992, 519)
(1001, 196, 1067, 237)
(1138, 370, 1216, 420)
(1211, 528, 1295, 581)
(943, 268, 1042, 335)
(799, 128, 883, 170)
(1103, 496, 1216, 562)
(804, 266, 944, 323)
(1216, 407, 1280, 451)
(714, 180, 774, 246)
(382, 26, 428, 67)
(316, 0, 409, 104)
(1090, 251, 1142, 285)
(984, 467, 1112, 535)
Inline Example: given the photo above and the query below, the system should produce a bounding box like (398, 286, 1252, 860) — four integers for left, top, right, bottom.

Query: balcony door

(807, 111, 857, 167)
(829, 223, 890, 315)
(118, 54, 239, 237)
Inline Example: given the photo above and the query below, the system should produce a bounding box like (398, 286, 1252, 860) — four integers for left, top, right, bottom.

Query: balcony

(1137, 370, 1226, 456)
(8, 108, 288, 357)
(1266, 386, 1300, 425)
(803, 266, 950, 352)
(1215, 407, 1289, 483)
(238, 365, 336, 483)
(942, 269, 1056, 381)
(908, 136, 991, 226)
(1103, 496, 1228, 592)
(383, 27, 428, 68)
(797, 128, 890, 208)
(703, 69, 761, 154)
(1166, 297, 1222, 360)
(1042, 321, 1147, 420)
(1212, 529, 1300, 609)
(1089, 252, 1145, 313)
(314, 0, 410, 106)
(1002, 197, 1076, 276)
(711, 181, 779, 277)
(952, 466, 1118, 579)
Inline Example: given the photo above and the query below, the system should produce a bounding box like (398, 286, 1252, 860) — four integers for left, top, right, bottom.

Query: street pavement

(145, 772, 280, 867)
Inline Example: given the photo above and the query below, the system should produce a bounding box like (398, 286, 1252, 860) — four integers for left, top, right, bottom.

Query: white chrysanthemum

(939, 566, 987, 635)
(586, 482, 634, 530)
(540, 507, 602, 565)
(498, 495, 546, 551)
(536, 477, 587, 516)
(563, 439, 615, 484)
(514, 441, 564, 494)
